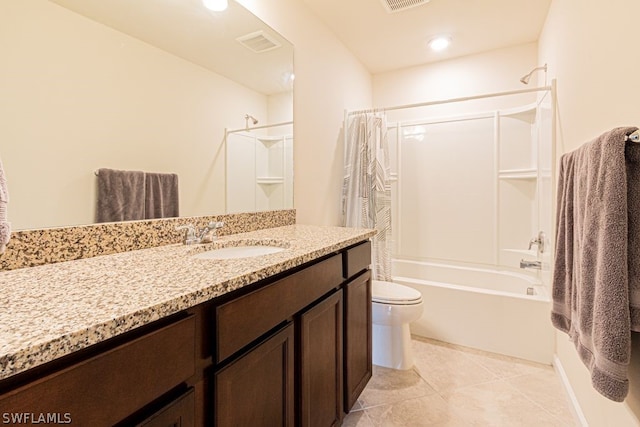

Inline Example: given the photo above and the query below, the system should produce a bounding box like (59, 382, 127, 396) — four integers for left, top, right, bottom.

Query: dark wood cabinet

(0, 315, 196, 426)
(299, 290, 344, 427)
(343, 270, 372, 411)
(0, 240, 372, 427)
(214, 255, 343, 364)
(213, 324, 295, 427)
(136, 388, 195, 427)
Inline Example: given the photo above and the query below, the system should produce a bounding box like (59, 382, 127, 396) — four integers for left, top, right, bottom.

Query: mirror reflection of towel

(144, 172, 179, 219)
(96, 169, 179, 222)
(96, 168, 146, 223)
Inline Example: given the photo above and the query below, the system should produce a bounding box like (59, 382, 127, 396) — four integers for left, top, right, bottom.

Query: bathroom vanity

(0, 225, 374, 426)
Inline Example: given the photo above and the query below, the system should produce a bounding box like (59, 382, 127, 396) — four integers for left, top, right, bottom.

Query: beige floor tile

(358, 365, 436, 409)
(411, 337, 497, 393)
(506, 369, 577, 426)
(349, 400, 365, 412)
(364, 394, 467, 427)
(464, 349, 553, 379)
(413, 335, 551, 380)
(355, 337, 577, 426)
(442, 380, 567, 427)
(342, 410, 375, 427)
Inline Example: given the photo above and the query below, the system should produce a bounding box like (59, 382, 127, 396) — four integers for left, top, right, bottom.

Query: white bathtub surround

(343, 111, 392, 280)
(371, 280, 424, 369)
(393, 259, 554, 364)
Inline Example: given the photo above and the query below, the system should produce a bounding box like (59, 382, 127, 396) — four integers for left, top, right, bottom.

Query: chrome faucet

(176, 221, 225, 245)
(520, 259, 542, 270)
(528, 231, 546, 254)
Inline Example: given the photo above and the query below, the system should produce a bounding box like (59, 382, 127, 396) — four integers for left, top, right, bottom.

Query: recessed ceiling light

(202, 0, 228, 12)
(428, 36, 451, 52)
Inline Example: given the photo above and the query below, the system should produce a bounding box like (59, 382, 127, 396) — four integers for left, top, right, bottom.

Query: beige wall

(237, 0, 373, 226)
(373, 43, 539, 113)
(1, 0, 270, 230)
(539, 0, 640, 425)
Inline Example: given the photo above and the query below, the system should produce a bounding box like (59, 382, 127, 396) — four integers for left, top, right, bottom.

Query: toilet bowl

(372, 280, 424, 370)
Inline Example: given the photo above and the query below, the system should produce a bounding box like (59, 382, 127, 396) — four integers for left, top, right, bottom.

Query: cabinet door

(344, 270, 372, 411)
(214, 323, 295, 427)
(299, 290, 344, 427)
(136, 388, 195, 427)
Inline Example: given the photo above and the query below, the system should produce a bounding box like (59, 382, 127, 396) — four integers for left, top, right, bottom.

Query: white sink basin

(191, 243, 287, 260)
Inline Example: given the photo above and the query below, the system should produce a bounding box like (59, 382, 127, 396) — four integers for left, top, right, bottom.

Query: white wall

(0, 0, 267, 230)
(539, 1, 640, 425)
(237, 0, 373, 226)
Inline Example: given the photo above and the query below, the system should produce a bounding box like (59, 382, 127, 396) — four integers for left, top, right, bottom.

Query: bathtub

(392, 259, 555, 364)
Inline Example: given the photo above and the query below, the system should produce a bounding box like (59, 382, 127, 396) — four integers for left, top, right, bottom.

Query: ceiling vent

(379, 0, 431, 13)
(236, 30, 281, 53)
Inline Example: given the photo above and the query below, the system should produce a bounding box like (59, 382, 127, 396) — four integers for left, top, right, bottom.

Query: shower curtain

(342, 112, 392, 281)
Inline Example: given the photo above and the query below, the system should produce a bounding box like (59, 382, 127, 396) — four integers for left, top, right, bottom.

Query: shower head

(520, 64, 548, 85)
(244, 114, 259, 128)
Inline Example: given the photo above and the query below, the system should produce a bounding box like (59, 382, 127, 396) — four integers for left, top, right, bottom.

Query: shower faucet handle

(528, 231, 546, 254)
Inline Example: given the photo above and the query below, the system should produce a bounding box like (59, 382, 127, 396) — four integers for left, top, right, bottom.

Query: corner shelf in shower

(498, 168, 537, 180)
(257, 136, 284, 146)
(256, 177, 284, 185)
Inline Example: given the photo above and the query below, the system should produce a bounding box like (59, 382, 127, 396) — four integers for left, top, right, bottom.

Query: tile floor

(343, 336, 577, 427)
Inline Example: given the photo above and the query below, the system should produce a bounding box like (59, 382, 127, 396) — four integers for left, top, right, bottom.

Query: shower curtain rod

(346, 85, 552, 116)
(226, 120, 293, 135)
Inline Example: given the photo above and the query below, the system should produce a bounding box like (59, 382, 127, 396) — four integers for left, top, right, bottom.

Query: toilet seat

(372, 280, 423, 305)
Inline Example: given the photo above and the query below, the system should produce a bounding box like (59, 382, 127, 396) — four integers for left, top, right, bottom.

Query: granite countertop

(0, 224, 375, 381)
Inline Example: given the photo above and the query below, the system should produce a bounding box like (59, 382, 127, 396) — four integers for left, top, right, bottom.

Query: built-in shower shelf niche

(502, 248, 537, 257)
(226, 131, 293, 214)
(498, 168, 537, 180)
(256, 177, 284, 184)
(257, 136, 284, 146)
(497, 101, 544, 270)
(500, 104, 537, 124)
(504, 248, 551, 262)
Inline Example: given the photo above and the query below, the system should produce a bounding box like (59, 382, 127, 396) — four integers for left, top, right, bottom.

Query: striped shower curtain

(342, 112, 392, 281)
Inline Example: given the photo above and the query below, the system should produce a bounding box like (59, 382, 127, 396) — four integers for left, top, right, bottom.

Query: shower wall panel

(396, 118, 496, 266)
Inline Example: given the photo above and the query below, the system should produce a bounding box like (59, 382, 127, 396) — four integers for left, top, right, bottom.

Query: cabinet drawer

(215, 254, 343, 363)
(0, 315, 196, 426)
(343, 241, 371, 279)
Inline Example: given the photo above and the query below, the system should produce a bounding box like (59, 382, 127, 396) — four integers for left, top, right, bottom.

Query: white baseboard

(553, 355, 589, 427)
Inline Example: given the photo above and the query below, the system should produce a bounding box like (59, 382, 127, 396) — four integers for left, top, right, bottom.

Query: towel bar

(626, 129, 640, 142)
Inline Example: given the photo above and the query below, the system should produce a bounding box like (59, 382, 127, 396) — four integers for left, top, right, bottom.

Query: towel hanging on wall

(0, 156, 10, 254)
(552, 126, 640, 402)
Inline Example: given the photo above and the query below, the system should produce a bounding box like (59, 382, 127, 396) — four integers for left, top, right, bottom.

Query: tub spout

(520, 259, 541, 270)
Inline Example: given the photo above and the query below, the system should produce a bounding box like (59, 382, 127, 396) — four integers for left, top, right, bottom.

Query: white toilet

(372, 280, 424, 370)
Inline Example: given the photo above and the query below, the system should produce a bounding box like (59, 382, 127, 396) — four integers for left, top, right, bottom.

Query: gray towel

(96, 168, 146, 223)
(144, 172, 179, 219)
(0, 156, 10, 253)
(552, 126, 640, 402)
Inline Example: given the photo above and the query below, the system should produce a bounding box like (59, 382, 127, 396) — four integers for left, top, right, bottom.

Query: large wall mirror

(0, 0, 294, 230)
